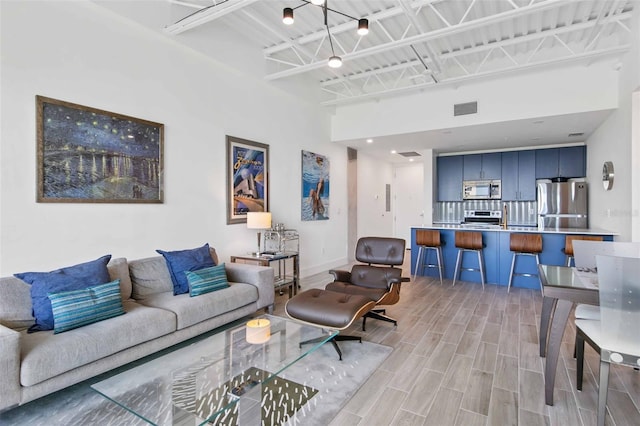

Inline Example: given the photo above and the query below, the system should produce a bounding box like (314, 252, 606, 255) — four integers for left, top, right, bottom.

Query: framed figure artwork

(226, 136, 269, 224)
(301, 150, 329, 221)
(36, 96, 164, 203)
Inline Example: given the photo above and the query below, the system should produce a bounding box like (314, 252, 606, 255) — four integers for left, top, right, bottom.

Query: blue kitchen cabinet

(501, 150, 536, 201)
(437, 155, 463, 201)
(535, 148, 559, 179)
(559, 146, 586, 178)
(463, 153, 501, 180)
(535, 146, 586, 179)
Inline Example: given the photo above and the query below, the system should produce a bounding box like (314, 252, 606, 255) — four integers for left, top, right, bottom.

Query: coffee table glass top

(91, 314, 337, 425)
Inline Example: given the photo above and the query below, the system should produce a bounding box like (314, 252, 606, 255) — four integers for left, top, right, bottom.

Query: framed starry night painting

(36, 96, 164, 203)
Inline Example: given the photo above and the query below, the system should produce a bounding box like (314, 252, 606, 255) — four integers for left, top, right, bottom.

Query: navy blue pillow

(14, 255, 112, 333)
(156, 244, 215, 295)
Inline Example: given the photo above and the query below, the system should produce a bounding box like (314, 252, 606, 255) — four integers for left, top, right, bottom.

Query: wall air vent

(454, 101, 478, 116)
(568, 132, 584, 137)
(397, 151, 422, 157)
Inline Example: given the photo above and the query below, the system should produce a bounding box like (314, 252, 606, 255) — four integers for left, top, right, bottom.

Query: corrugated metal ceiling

(165, 0, 634, 106)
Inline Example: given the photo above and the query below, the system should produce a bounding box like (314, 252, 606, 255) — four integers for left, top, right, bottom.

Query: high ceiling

(97, 0, 635, 163)
(162, 0, 634, 106)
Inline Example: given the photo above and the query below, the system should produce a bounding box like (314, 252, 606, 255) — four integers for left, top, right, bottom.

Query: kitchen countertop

(416, 224, 618, 235)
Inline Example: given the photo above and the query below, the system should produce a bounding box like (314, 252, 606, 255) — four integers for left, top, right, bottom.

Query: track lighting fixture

(282, 0, 370, 68)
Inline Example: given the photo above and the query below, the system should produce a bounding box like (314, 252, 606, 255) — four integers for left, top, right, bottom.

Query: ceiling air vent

(454, 101, 477, 116)
(568, 132, 584, 137)
(397, 151, 422, 157)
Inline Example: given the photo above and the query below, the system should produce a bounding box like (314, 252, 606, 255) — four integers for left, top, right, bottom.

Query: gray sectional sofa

(0, 248, 275, 412)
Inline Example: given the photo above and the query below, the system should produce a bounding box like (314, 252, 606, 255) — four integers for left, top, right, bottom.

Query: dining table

(537, 264, 599, 406)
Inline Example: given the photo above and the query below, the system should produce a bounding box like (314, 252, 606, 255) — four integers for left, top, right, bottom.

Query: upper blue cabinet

(463, 153, 501, 180)
(535, 146, 586, 179)
(437, 156, 464, 201)
(501, 150, 536, 201)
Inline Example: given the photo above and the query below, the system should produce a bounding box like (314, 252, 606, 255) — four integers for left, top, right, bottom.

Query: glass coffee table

(91, 315, 337, 425)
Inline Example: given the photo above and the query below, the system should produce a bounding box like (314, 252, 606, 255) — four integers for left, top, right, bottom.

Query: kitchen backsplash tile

(434, 200, 537, 226)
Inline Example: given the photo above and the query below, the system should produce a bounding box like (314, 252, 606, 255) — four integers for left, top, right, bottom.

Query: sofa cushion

(157, 244, 216, 295)
(48, 280, 126, 334)
(0, 276, 34, 330)
(139, 282, 258, 330)
(107, 257, 132, 300)
(129, 256, 174, 300)
(19, 300, 176, 387)
(187, 264, 230, 297)
(14, 255, 112, 333)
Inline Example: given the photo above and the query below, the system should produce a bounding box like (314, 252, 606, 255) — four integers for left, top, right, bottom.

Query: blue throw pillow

(186, 263, 230, 297)
(156, 244, 215, 295)
(48, 280, 125, 334)
(14, 255, 112, 332)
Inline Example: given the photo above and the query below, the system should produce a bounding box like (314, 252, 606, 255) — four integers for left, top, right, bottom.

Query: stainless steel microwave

(463, 180, 502, 200)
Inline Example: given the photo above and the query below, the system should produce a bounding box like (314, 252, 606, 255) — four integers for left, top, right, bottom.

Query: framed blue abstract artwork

(301, 150, 329, 221)
(36, 96, 164, 203)
(226, 135, 269, 224)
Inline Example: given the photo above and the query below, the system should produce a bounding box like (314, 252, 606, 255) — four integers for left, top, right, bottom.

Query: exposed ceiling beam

(265, 0, 571, 80)
(164, 0, 259, 35)
(320, 45, 629, 106)
(264, 0, 440, 56)
(319, 9, 632, 87)
(397, 0, 443, 74)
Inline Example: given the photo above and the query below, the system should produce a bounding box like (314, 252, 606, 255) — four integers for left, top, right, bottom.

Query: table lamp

(246, 212, 272, 256)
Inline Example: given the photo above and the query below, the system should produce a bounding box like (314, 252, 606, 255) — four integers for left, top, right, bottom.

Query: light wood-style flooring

(272, 256, 640, 426)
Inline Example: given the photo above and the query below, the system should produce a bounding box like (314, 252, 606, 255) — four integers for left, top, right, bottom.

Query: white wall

(356, 152, 393, 238)
(331, 62, 619, 142)
(0, 1, 348, 275)
(587, 6, 640, 241)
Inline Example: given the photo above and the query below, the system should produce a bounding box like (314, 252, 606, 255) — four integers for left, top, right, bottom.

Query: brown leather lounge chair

(326, 237, 409, 330)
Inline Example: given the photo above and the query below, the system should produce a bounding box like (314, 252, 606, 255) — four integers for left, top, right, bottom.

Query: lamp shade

(246, 212, 272, 229)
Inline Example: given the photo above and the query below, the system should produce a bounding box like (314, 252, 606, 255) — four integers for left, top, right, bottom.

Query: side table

(230, 252, 299, 298)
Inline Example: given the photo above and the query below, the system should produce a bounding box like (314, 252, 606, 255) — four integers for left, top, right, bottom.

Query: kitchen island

(411, 225, 616, 289)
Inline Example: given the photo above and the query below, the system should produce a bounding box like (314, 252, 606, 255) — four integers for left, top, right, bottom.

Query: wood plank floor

(271, 255, 640, 426)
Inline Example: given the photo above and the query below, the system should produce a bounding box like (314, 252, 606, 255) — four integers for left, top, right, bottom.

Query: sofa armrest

(225, 263, 275, 312)
(0, 324, 21, 411)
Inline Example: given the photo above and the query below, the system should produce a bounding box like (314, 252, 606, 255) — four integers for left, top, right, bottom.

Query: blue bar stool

(508, 233, 543, 292)
(413, 229, 444, 284)
(453, 231, 485, 289)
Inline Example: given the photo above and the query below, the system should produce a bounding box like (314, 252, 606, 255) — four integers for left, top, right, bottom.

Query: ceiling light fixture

(366, 139, 373, 143)
(282, 8, 294, 25)
(282, 1, 369, 68)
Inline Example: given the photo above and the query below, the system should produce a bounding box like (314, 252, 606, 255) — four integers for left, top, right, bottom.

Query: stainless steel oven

(462, 210, 502, 229)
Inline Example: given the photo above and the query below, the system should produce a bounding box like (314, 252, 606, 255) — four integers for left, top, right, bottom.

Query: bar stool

(413, 229, 444, 284)
(508, 233, 543, 293)
(453, 231, 485, 289)
(563, 235, 604, 266)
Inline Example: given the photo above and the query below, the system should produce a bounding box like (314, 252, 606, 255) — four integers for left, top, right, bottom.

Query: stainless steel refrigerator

(537, 179, 588, 229)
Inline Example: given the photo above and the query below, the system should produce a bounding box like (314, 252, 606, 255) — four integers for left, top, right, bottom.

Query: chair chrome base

(508, 252, 542, 293)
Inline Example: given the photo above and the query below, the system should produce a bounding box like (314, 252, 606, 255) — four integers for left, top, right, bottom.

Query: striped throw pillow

(186, 263, 230, 297)
(48, 280, 125, 334)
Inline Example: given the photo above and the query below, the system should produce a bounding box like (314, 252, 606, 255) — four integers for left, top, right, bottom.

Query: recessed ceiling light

(391, 150, 397, 154)
(409, 158, 414, 162)
(366, 139, 373, 143)
(533, 120, 544, 124)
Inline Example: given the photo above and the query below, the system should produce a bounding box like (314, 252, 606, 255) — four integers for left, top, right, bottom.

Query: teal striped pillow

(186, 263, 230, 297)
(48, 280, 125, 334)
